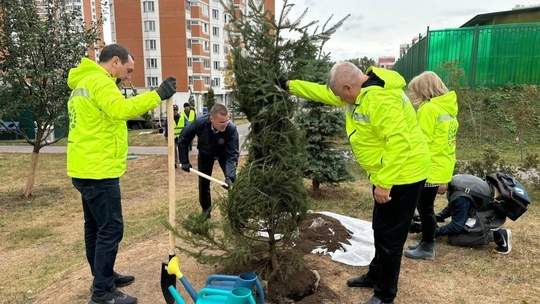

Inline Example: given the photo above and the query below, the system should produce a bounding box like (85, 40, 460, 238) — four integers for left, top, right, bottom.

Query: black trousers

(367, 179, 426, 302)
(417, 186, 439, 244)
(197, 153, 226, 211)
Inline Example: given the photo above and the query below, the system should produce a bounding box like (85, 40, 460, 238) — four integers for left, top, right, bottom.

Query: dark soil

(265, 212, 353, 303)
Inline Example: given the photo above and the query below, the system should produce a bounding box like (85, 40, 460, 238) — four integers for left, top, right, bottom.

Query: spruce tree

(178, 0, 349, 279)
(294, 51, 353, 191)
(206, 86, 216, 110)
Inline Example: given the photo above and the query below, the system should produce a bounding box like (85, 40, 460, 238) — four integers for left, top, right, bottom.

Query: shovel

(161, 97, 177, 304)
(188, 168, 229, 189)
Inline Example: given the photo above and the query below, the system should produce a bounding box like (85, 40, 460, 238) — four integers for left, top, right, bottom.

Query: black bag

(485, 173, 530, 221)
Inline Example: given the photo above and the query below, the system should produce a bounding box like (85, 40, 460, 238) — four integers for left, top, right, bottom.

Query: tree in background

(347, 56, 377, 72)
(0, 0, 103, 198)
(295, 50, 353, 191)
(178, 0, 348, 280)
(205, 86, 216, 110)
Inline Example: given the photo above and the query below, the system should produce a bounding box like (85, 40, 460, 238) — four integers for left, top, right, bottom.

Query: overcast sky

(275, 0, 535, 61)
(103, 0, 534, 62)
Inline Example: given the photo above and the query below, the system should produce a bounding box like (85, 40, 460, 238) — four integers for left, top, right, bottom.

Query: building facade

(110, 0, 275, 115)
(35, 0, 104, 60)
(377, 56, 395, 70)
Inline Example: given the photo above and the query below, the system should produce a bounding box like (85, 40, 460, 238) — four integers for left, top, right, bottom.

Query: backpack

(485, 172, 531, 221)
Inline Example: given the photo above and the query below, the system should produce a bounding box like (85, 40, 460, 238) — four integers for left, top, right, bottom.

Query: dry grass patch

(1, 153, 539, 303)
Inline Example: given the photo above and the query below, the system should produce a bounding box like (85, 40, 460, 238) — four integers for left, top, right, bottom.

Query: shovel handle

(189, 168, 229, 189)
(166, 97, 176, 255)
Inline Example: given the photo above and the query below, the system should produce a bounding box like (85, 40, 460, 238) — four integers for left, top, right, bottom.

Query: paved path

(0, 123, 251, 155)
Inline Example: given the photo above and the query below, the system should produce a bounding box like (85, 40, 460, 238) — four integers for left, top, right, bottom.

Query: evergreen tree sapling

(295, 52, 353, 191)
(178, 0, 349, 278)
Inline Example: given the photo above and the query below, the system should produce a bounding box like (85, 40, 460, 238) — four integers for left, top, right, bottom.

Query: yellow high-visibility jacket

(66, 58, 162, 179)
(174, 110, 196, 137)
(417, 91, 459, 184)
(289, 66, 430, 189)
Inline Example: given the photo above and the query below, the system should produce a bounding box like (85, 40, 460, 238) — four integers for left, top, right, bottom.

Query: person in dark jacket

(178, 104, 239, 219)
(432, 174, 512, 254)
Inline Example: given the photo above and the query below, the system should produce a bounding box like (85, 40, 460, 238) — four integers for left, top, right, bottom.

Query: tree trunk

(23, 152, 40, 198)
(312, 179, 320, 191)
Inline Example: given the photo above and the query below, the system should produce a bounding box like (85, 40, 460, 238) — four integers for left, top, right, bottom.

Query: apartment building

(110, 0, 275, 114)
(34, 0, 104, 60)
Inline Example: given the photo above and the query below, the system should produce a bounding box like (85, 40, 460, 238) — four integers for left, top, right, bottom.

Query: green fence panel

(394, 22, 540, 88)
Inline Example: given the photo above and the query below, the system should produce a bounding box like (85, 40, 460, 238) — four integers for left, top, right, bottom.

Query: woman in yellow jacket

(283, 62, 430, 304)
(404, 71, 459, 260)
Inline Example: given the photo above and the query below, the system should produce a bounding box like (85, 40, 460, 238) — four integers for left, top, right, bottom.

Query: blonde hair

(408, 71, 448, 104)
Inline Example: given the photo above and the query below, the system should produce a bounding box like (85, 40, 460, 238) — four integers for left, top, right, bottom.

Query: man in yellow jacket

(67, 44, 176, 304)
(281, 62, 430, 304)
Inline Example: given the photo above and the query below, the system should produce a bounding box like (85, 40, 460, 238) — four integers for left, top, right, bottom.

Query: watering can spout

(167, 256, 198, 301)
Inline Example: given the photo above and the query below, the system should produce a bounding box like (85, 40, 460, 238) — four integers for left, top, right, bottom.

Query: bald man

(281, 62, 430, 304)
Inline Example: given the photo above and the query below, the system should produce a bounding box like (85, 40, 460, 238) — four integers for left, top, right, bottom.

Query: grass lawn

(1, 152, 539, 303)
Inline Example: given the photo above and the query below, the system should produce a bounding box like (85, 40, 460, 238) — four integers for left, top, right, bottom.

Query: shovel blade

(161, 261, 177, 304)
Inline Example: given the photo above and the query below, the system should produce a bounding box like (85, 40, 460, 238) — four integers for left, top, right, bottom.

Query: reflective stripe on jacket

(174, 110, 196, 137)
(66, 58, 162, 179)
(289, 66, 430, 189)
(416, 91, 459, 184)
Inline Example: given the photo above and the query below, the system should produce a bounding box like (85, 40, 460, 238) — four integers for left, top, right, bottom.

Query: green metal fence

(393, 23, 540, 88)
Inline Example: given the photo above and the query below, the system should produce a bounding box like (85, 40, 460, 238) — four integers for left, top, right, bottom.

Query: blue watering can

(196, 287, 256, 304)
(167, 256, 264, 304)
(168, 285, 187, 304)
(205, 272, 264, 304)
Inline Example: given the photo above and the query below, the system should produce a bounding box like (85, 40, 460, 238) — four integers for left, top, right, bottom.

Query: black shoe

(114, 272, 135, 287)
(347, 274, 375, 288)
(364, 296, 394, 304)
(89, 288, 138, 304)
(493, 229, 512, 254)
(90, 272, 135, 293)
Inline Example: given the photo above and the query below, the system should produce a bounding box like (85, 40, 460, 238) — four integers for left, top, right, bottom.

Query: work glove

(222, 177, 233, 190)
(181, 163, 191, 172)
(156, 77, 177, 100)
(276, 75, 289, 91)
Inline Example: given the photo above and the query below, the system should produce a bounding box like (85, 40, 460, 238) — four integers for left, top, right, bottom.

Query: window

(203, 41, 209, 51)
(187, 39, 192, 49)
(203, 59, 210, 69)
(147, 77, 158, 87)
(185, 0, 190, 10)
(213, 78, 220, 87)
(212, 9, 219, 20)
(212, 27, 220, 37)
(223, 13, 228, 23)
(213, 61, 220, 70)
(212, 44, 220, 54)
(143, 1, 154, 12)
(203, 22, 209, 34)
(187, 57, 193, 67)
(145, 39, 156, 50)
(223, 45, 229, 54)
(146, 58, 158, 68)
(186, 20, 191, 31)
(144, 20, 156, 32)
(202, 4, 209, 16)
(188, 76, 193, 85)
(204, 77, 211, 85)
